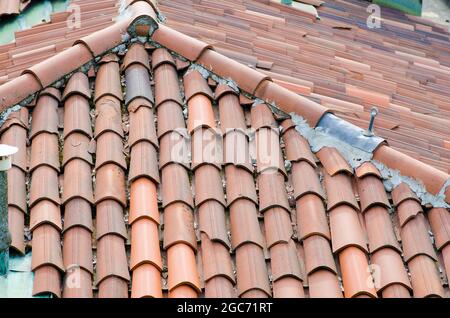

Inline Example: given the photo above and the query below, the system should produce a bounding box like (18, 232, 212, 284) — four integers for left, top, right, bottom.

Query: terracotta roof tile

(128, 106, 158, 148)
(216, 90, 246, 133)
(307, 269, 343, 298)
(316, 147, 353, 176)
(198, 200, 230, 247)
(24, 44, 92, 88)
(235, 243, 271, 297)
(374, 145, 448, 197)
(97, 276, 129, 298)
(224, 165, 257, 206)
(427, 207, 450, 250)
(229, 199, 264, 249)
(329, 205, 368, 254)
(161, 164, 194, 208)
(255, 80, 329, 127)
(0, 107, 28, 133)
(339, 247, 377, 298)
(187, 96, 216, 135)
(62, 159, 94, 204)
(29, 166, 60, 207)
(263, 207, 293, 248)
(200, 233, 234, 283)
(357, 175, 391, 213)
(183, 70, 213, 104)
(159, 131, 190, 169)
(169, 285, 198, 298)
(0, 124, 27, 171)
(7, 166, 27, 213)
(8, 207, 25, 254)
(401, 214, 437, 262)
(255, 128, 286, 177)
(381, 284, 412, 298)
(130, 218, 162, 270)
(95, 199, 127, 241)
(291, 161, 325, 201)
(397, 199, 423, 227)
(151, 47, 176, 71)
(153, 63, 183, 107)
(94, 96, 124, 138)
(167, 243, 201, 293)
(63, 198, 93, 233)
(364, 206, 401, 253)
(323, 172, 359, 211)
(371, 248, 411, 293)
(194, 164, 226, 207)
(128, 141, 159, 183)
(131, 263, 163, 298)
(191, 128, 223, 170)
(204, 276, 236, 298)
(156, 101, 185, 139)
(215, 84, 236, 101)
(29, 95, 59, 139)
(408, 255, 445, 298)
(62, 266, 93, 298)
(273, 276, 305, 298)
(122, 43, 151, 72)
(296, 194, 330, 240)
(94, 164, 127, 207)
(258, 172, 290, 213)
(153, 24, 212, 62)
(223, 131, 253, 172)
(303, 235, 337, 275)
(124, 64, 154, 106)
(63, 95, 93, 138)
(270, 240, 303, 282)
(74, 18, 129, 57)
(30, 200, 62, 232)
(62, 72, 91, 101)
(62, 226, 93, 274)
(251, 103, 278, 131)
(95, 132, 127, 171)
(62, 132, 94, 167)
(30, 132, 59, 172)
(281, 126, 316, 167)
(391, 183, 420, 207)
(33, 265, 62, 297)
(163, 202, 196, 250)
(96, 234, 130, 284)
(355, 162, 382, 179)
(31, 223, 64, 272)
(129, 177, 159, 225)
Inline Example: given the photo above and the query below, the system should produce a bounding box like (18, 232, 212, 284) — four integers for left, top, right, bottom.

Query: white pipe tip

(0, 144, 18, 157)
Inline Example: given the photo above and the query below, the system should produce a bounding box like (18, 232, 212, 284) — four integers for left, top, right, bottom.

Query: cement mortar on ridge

(291, 113, 449, 209)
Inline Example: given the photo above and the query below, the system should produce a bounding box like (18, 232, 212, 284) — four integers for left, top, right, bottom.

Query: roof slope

(0, 0, 449, 298)
(0, 0, 31, 17)
(158, 0, 450, 173)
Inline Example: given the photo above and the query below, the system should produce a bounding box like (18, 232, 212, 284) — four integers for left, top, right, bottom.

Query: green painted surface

(0, 171, 10, 276)
(0, 0, 70, 45)
(0, 253, 37, 298)
(373, 0, 422, 16)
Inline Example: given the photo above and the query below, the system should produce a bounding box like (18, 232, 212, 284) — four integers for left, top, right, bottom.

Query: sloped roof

(159, 0, 450, 174)
(0, 0, 449, 298)
(0, 0, 31, 17)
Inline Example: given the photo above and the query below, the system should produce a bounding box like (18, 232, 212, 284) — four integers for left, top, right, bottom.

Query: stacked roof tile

(0, 0, 449, 298)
